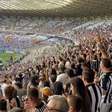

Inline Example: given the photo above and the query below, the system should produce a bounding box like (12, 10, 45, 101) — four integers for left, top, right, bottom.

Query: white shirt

(56, 73, 70, 86)
(1, 83, 8, 96)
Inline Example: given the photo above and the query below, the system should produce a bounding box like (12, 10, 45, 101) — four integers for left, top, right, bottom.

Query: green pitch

(0, 52, 22, 64)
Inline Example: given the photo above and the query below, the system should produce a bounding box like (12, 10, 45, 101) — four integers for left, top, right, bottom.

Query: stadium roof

(0, 0, 112, 17)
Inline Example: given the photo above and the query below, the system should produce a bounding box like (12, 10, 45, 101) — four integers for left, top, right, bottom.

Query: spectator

(71, 77, 91, 112)
(65, 58, 71, 69)
(27, 75, 39, 94)
(41, 87, 53, 103)
(1, 79, 8, 97)
(44, 95, 69, 112)
(66, 68, 76, 79)
(14, 82, 26, 102)
(75, 57, 84, 76)
(25, 88, 47, 112)
(56, 65, 69, 86)
(38, 74, 46, 89)
(67, 95, 83, 112)
(53, 81, 64, 95)
(64, 69, 76, 96)
(4, 86, 20, 110)
(82, 69, 102, 112)
(100, 58, 112, 112)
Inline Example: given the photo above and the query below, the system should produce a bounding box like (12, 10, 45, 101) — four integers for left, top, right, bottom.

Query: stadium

(0, 0, 112, 112)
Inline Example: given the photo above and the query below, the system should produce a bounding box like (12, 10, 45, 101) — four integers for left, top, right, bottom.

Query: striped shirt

(87, 83, 102, 112)
(35, 101, 47, 112)
(100, 72, 112, 103)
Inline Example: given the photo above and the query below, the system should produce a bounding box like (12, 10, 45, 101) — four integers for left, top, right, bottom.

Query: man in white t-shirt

(56, 65, 69, 86)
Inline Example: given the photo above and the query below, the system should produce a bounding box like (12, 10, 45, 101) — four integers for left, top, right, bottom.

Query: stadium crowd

(63, 20, 112, 40)
(0, 16, 112, 112)
(0, 31, 112, 112)
(0, 16, 85, 35)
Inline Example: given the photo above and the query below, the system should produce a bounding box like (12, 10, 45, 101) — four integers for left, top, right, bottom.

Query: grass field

(0, 52, 22, 64)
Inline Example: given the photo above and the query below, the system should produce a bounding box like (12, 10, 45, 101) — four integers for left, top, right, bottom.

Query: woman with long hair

(71, 77, 91, 112)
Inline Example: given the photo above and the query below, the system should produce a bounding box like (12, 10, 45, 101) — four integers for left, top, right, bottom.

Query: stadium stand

(0, 3, 112, 112)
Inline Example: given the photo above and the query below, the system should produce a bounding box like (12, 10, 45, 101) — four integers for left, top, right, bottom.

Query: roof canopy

(0, 0, 112, 17)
